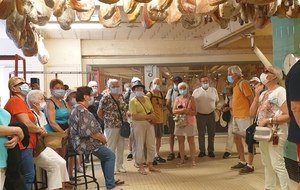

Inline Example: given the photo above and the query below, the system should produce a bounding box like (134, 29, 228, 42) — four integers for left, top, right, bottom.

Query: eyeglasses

(13, 82, 27, 87)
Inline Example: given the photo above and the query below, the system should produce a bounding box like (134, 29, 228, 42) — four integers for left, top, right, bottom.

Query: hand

(40, 127, 47, 135)
(4, 135, 20, 149)
(99, 134, 107, 145)
(258, 118, 269, 127)
(222, 107, 230, 112)
(147, 113, 156, 120)
(254, 83, 264, 95)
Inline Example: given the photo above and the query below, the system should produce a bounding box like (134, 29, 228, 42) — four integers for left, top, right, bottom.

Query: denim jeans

(20, 148, 35, 190)
(92, 146, 116, 189)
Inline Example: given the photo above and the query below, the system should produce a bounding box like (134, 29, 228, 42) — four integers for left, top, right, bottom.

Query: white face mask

(260, 73, 269, 85)
(38, 101, 46, 111)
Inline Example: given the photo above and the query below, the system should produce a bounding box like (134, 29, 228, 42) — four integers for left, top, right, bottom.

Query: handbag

(110, 94, 131, 138)
(34, 134, 46, 157)
(254, 126, 273, 141)
(174, 96, 191, 128)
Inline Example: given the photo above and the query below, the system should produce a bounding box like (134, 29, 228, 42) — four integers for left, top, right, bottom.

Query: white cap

(88, 81, 97, 87)
(131, 77, 141, 83)
(249, 77, 260, 83)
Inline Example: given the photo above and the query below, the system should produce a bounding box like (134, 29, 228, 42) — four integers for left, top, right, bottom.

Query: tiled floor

(70, 134, 298, 190)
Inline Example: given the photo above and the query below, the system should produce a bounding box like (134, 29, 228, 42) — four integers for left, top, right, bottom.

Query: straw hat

(42, 132, 67, 148)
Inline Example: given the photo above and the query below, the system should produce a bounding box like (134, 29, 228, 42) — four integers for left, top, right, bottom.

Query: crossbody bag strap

(135, 97, 149, 114)
(185, 95, 192, 109)
(110, 94, 124, 124)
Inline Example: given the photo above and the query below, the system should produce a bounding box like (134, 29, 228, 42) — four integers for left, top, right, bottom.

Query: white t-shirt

(192, 87, 219, 114)
(32, 110, 48, 128)
(165, 88, 180, 108)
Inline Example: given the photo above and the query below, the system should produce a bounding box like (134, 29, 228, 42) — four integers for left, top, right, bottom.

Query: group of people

(1, 60, 300, 190)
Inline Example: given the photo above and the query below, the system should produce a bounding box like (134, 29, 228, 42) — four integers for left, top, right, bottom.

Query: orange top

(232, 78, 253, 118)
(4, 96, 37, 150)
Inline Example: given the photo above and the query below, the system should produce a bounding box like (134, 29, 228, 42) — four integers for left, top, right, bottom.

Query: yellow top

(129, 96, 154, 121)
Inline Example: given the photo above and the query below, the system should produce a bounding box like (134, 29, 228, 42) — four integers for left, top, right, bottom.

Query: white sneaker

(117, 167, 126, 173)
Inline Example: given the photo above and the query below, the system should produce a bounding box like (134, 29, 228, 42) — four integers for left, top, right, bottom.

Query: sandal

(148, 167, 161, 172)
(190, 161, 196, 167)
(176, 160, 185, 167)
(167, 153, 175, 161)
(138, 168, 147, 175)
(115, 179, 125, 185)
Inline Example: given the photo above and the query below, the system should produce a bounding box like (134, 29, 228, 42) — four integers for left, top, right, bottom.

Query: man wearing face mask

(146, 78, 166, 163)
(192, 76, 219, 158)
(4, 76, 45, 189)
(98, 79, 128, 173)
(165, 76, 183, 161)
(227, 65, 254, 174)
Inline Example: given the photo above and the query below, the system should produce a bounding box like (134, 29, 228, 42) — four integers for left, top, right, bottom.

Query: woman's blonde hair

(8, 76, 25, 95)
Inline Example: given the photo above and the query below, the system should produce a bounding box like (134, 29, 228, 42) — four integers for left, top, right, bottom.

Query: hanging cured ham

(98, 3, 117, 20)
(53, 0, 66, 17)
(166, 0, 182, 24)
(211, 10, 230, 28)
(196, 0, 218, 14)
(76, 2, 95, 21)
(148, 3, 169, 21)
(98, 5, 121, 28)
(219, 0, 241, 19)
(68, 0, 94, 12)
(23, 20, 36, 49)
(22, 41, 38, 57)
(127, 3, 141, 22)
(0, 0, 15, 20)
(98, 0, 119, 5)
(177, 0, 197, 14)
(252, 4, 270, 28)
(181, 14, 202, 29)
(44, 0, 55, 8)
(27, 0, 52, 26)
(123, 0, 138, 14)
(6, 9, 26, 32)
(16, 0, 33, 15)
(208, 0, 228, 6)
(37, 35, 50, 64)
(57, 7, 75, 30)
(6, 20, 21, 48)
(141, 3, 156, 29)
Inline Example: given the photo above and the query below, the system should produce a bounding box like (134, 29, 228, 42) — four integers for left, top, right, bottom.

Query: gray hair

(178, 82, 189, 89)
(228, 65, 243, 76)
(268, 66, 283, 84)
(26, 90, 44, 109)
(107, 78, 118, 88)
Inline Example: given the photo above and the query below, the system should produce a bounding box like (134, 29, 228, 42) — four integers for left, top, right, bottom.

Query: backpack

(222, 97, 231, 123)
(148, 91, 163, 104)
(124, 90, 131, 104)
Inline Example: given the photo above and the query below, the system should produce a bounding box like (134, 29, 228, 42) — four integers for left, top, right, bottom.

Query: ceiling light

(34, 23, 103, 29)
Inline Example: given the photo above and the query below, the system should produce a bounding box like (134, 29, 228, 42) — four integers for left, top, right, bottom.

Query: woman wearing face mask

(249, 66, 290, 190)
(98, 79, 128, 174)
(45, 79, 70, 158)
(4, 76, 45, 190)
(26, 90, 70, 190)
(129, 80, 160, 175)
(69, 86, 123, 190)
(173, 82, 197, 167)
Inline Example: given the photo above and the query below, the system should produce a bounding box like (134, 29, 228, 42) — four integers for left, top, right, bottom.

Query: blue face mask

(53, 89, 66, 98)
(173, 85, 178, 91)
(227, 76, 234, 83)
(92, 88, 98, 94)
(153, 84, 160, 91)
(19, 83, 30, 95)
(111, 87, 119, 94)
(135, 91, 144, 97)
(202, 83, 209, 89)
(179, 90, 187, 96)
(88, 96, 94, 106)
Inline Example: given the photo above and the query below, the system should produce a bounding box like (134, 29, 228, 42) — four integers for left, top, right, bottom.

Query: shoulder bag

(173, 96, 191, 128)
(110, 94, 131, 138)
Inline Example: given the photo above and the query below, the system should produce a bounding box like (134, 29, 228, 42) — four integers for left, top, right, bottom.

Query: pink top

(175, 95, 196, 126)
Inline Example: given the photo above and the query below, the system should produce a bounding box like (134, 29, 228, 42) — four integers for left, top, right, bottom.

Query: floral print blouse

(99, 93, 128, 129)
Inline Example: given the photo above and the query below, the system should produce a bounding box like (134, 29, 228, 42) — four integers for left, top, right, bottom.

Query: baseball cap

(131, 77, 141, 83)
(173, 76, 183, 83)
(88, 81, 97, 87)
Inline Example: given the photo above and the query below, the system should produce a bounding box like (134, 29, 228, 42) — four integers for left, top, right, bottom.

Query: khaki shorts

(0, 168, 6, 190)
(232, 117, 252, 133)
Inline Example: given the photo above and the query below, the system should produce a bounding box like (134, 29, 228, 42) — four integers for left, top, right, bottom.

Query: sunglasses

(264, 70, 274, 74)
(13, 82, 27, 87)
